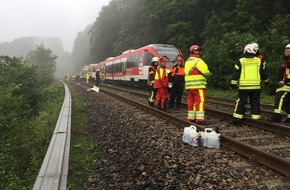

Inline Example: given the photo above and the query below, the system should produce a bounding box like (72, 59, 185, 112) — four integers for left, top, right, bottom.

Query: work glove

(278, 81, 285, 87)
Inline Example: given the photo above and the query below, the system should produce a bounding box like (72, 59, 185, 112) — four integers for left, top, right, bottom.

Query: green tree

(25, 44, 57, 86)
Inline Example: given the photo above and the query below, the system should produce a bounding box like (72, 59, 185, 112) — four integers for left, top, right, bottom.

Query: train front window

(153, 45, 181, 68)
(144, 52, 154, 66)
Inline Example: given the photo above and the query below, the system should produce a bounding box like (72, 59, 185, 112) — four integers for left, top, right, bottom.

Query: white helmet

(151, 57, 160, 62)
(244, 44, 256, 54)
(285, 44, 290, 49)
(251, 42, 259, 51)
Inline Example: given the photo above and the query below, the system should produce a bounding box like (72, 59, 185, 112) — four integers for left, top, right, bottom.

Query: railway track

(83, 82, 290, 180)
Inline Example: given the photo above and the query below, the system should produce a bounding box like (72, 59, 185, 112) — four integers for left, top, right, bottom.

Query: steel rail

(33, 81, 71, 190)
(87, 84, 290, 177)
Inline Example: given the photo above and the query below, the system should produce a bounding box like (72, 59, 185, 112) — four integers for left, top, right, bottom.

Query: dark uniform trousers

(273, 91, 290, 117)
(234, 90, 261, 118)
(148, 84, 157, 107)
(169, 84, 184, 108)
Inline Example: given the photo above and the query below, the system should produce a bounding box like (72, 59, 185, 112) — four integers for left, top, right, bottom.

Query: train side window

(134, 53, 142, 67)
(144, 52, 154, 66)
(127, 56, 134, 68)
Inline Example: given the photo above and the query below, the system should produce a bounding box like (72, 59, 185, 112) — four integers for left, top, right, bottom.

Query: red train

(87, 44, 182, 86)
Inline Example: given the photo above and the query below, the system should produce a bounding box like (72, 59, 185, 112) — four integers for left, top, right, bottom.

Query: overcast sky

(0, 0, 111, 52)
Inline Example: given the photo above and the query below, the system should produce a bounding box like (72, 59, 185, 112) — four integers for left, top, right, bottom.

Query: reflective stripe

(238, 57, 261, 90)
(274, 92, 287, 114)
(188, 58, 201, 74)
(233, 113, 243, 119)
(148, 91, 155, 102)
(187, 111, 196, 120)
(251, 114, 260, 120)
(233, 98, 243, 119)
(195, 111, 205, 119)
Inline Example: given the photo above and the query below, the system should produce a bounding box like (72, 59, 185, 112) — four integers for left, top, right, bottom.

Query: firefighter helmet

(285, 44, 290, 49)
(151, 57, 160, 62)
(189, 45, 202, 53)
(244, 44, 256, 54)
(251, 43, 259, 50)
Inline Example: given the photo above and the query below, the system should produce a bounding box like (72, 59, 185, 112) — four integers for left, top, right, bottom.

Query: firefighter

(148, 57, 159, 107)
(95, 69, 100, 86)
(154, 56, 169, 111)
(231, 44, 269, 125)
(168, 55, 185, 110)
(184, 45, 210, 124)
(268, 44, 290, 123)
(85, 72, 90, 83)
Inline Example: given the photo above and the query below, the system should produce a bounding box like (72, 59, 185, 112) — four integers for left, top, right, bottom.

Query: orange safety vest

(170, 66, 185, 76)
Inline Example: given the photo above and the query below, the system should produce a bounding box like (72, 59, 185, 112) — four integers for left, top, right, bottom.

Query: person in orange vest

(184, 45, 210, 124)
(168, 55, 185, 110)
(154, 56, 169, 111)
(148, 57, 160, 107)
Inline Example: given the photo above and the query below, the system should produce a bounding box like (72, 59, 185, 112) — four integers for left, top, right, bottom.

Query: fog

(0, 0, 111, 52)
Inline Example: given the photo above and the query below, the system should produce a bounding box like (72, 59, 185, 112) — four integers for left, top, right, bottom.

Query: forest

(72, 0, 290, 93)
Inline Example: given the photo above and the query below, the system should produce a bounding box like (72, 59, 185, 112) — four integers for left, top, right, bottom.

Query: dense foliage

(0, 45, 64, 189)
(82, 0, 290, 92)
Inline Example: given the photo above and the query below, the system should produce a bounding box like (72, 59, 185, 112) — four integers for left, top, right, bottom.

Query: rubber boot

(161, 98, 168, 112)
(268, 113, 282, 122)
(156, 101, 161, 110)
(148, 100, 155, 107)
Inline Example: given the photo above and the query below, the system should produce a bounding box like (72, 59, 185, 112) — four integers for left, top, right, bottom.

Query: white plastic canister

(206, 128, 220, 149)
(182, 125, 200, 147)
(199, 128, 212, 147)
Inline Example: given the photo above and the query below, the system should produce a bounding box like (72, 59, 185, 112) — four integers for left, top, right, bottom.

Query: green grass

(67, 85, 101, 190)
(207, 87, 275, 105)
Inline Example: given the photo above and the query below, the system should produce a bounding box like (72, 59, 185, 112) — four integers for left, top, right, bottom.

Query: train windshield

(153, 44, 181, 68)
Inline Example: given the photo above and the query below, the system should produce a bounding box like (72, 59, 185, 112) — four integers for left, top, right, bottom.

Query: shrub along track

(72, 82, 290, 189)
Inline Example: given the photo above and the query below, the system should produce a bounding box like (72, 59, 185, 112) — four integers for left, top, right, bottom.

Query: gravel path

(72, 83, 289, 190)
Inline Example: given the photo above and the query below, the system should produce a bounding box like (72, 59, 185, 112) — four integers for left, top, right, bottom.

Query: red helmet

(189, 45, 202, 52)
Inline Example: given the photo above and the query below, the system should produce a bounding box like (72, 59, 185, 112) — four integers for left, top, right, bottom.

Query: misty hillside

(0, 36, 64, 57)
(0, 37, 72, 78)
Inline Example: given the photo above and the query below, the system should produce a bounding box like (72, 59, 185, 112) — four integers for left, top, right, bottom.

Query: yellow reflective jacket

(231, 56, 269, 90)
(184, 56, 210, 89)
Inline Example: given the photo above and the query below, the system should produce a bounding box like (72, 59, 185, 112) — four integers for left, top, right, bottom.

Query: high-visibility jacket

(169, 65, 185, 85)
(276, 55, 290, 92)
(184, 55, 210, 90)
(153, 66, 168, 89)
(231, 56, 269, 90)
(148, 65, 157, 85)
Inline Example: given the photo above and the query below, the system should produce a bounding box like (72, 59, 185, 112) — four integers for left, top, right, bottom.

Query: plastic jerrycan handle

(204, 128, 213, 133)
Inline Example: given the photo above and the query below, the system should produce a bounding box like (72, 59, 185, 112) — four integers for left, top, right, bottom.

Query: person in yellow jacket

(184, 45, 210, 124)
(85, 72, 90, 83)
(231, 44, 269, 125)
(154, 56, 169, 111)
(148, 57, 159, 107)
(268, 44, 290, 123)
